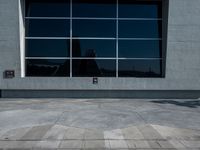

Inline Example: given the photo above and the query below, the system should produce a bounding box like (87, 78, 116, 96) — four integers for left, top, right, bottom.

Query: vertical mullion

(116, 0, 119, 78)
(70, 0, 72, 77)
(23, 0, 26, 77)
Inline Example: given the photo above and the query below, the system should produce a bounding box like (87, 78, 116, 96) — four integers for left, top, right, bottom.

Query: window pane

(119, 20, 162, 38)
(26, 39, 70, 57)
(73, 0, 116, 18)
(119, 0, 162, 18)
(118, 60, 162, 77)
(118, 40, 161, 58)
(72, 39, 116, 57)
(72, 20, 116, 38)
(25, 19, 70, 37)
(26, 59, 70, 77)
(73, 59, 116, 77)
(26, 0, 70, 17)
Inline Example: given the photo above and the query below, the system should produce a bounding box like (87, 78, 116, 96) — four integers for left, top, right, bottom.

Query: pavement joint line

(0, 139, 177, 141)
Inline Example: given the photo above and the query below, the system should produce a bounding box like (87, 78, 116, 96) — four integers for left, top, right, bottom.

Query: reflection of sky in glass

(26, 39, 70, 57)
(25, 19, 70, 37)
(119, 40, 161, 58)
(25, 0, 163, 77)
(73, 20, 116, 38)
(119, 20, 161, 38)
(118, 2, 161, 18)
(26, 0, 70, 17)
(73, 0, 116, 18)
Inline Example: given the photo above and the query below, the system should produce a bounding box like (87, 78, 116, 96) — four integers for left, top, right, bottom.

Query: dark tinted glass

(72, 39, 116, 57)
(73, 59, 116, 77)
(119, 20, 162, 38)
(26, 59, 70, 77)
(26, 0, 70, 17)
(72, 20, 116, 37)
(26, 39, 70, 57)
(25, 19, 70, 37)
(119, 0, 162, 18)
(118, 40, 161, 58)
(73, 0, 116, 18)
(118, 60, 162, 77)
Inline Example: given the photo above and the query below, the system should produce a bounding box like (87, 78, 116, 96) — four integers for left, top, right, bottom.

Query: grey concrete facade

(0, 0, 200, 97)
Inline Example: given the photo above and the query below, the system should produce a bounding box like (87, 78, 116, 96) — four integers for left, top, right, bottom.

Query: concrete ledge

(1, 90, 200, 99)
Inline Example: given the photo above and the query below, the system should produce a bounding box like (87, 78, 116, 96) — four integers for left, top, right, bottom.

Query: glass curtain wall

(25, 0, 163, 77)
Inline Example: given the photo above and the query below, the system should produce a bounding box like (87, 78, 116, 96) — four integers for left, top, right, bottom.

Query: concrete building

(0, 0, 200, 98)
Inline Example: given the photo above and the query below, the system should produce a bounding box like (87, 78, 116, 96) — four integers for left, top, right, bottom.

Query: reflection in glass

(119, 20, 162, 38)
(118, 40, 161, 58)
(119, 0, 162, 18)
(26, 39, 70, 57)
(72, 0, 116, 18)
(72, 39, 116, 57)
(25, 0, 70, 17)
(25, 19, 70, 37)
(118, 60, 162, 77)
(73, 59, 116, 77)
(72, 20, 116, 38)
(26, 59, 70, 76)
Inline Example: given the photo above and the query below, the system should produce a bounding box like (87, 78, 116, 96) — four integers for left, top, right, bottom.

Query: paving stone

(0, 141, 36, 149)
(84, 129, 104, 140)
(169, 140, 186, 148)
(4, 148, 31, 150)
(109, 140, 128, 149)
(21, 125, 53, 140)
(152, 124, 200, 140)
(126, 140, 150, 148)
(122, 126, 144, 140)
(105, 140, 110, 149)
(147, 140, 161, 148)
(84, 140, 105, 148)
(137, 125, 165, 140)
(104, 129, 124, 140)
(35, 140, 60, 148)
(157, 140, 175, 148)
(0, 126, 31, 140)
(59, 140, 83, 149)
(42, 125, 68, 140)
(181, 140, 200, 148)
(63, 127, 85, 140)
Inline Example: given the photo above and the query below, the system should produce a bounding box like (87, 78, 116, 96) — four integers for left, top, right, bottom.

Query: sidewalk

(0, 98, 200, 149)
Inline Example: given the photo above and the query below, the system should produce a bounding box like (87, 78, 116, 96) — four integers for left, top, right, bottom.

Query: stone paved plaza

(0, 98, 200, 150)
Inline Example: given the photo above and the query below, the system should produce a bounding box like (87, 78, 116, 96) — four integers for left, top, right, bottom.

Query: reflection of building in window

(72, 38, 81, 57)
(85, 49, 96, 57)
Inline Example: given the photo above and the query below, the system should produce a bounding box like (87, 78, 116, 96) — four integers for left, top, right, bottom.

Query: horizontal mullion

(73, 17, 116, 20)
(26, 58, 163, 60)
(25, 17, 70, 19)
(25, 17, 162, 21)
(118, 58, 163, 60)
(118, 38, 162, 40)
(25, 37, 70, 40)
(72, 37, 116, 40)
(26, 37, 116, 40)
(118, 18, 162, 21)
(26, 57, 70, 59)
(72, 57, 116, 59)
(25, 37, 161, 40)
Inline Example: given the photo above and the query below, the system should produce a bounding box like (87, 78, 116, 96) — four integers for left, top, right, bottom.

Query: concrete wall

(0, 0, 200, 93)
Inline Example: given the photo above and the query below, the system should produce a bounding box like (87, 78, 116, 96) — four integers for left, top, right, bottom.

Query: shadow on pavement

(150, 100, 200, 108)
